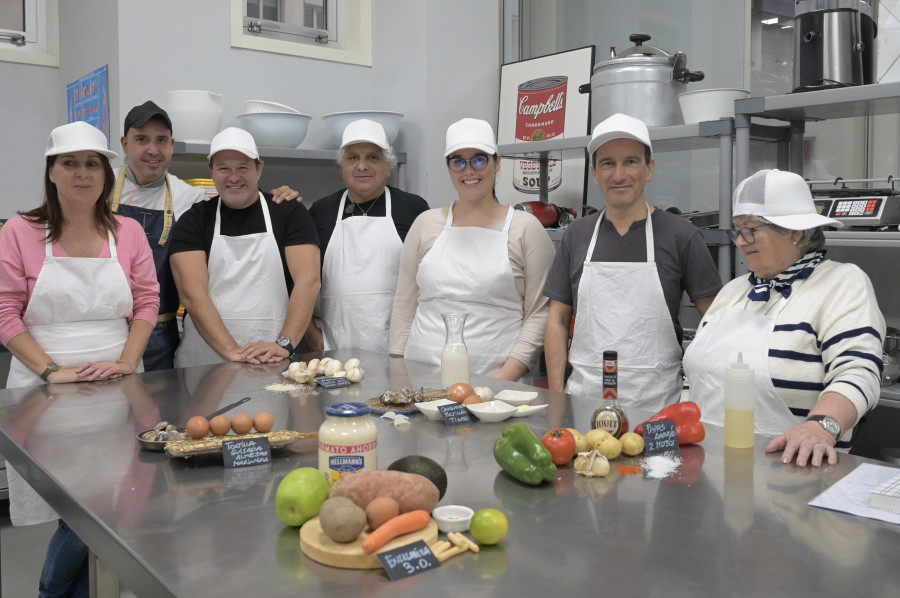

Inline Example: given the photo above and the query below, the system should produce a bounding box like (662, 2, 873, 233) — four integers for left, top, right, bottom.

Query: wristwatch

(275, 336, 294, 355)
(806, 414, 841, 441)
(40, 361, 59, 381)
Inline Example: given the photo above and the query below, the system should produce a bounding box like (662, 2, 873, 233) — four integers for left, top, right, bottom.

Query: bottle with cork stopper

(591, 350, 629, 438)
(724, 352, 755, 448)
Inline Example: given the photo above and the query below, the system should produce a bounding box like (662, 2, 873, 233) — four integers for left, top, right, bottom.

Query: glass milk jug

(440, 312, 469, 388)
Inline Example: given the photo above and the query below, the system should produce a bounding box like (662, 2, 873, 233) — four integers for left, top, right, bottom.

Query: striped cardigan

(694, 260, 885, 428)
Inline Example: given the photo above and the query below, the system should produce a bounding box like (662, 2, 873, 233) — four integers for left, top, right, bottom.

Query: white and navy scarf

(747, 250, 826, 301)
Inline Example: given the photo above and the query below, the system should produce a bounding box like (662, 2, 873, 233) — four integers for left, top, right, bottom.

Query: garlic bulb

(344, 358, 361, 370)
(306, 359, 320, 375)
(345, 366, 364, 383)
(323, 360, 343, 376)
(473, 386, 494, 401)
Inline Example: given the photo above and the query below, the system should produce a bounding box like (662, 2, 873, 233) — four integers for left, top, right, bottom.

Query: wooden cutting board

(300, 517, 438, 569)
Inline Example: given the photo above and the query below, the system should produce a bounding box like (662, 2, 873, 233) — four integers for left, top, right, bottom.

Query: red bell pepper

(633, 401, 705, 446)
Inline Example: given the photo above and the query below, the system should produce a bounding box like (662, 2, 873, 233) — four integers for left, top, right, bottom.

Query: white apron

(320, 189, 401, 353)
(683, 280, 802, 436)
(6, 230, 135, 526)
(405, 205, 522, 375)
(175, 194, 289, 367)
(566, 208, 683, 414)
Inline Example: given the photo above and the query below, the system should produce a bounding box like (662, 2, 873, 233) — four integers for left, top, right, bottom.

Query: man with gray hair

(305, 119, 428, 353)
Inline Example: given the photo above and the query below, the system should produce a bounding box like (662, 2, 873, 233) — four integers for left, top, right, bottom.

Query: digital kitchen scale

(812, 195, 900, 227)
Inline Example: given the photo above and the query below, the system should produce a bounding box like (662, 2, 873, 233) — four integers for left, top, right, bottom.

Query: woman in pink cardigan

(0, 121, 158, 597)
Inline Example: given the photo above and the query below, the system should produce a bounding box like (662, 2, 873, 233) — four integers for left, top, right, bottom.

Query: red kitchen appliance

(514, 201, 577, 228)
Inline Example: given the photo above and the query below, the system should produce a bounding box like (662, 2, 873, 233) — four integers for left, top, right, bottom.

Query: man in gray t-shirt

(543, 113, 721, 409)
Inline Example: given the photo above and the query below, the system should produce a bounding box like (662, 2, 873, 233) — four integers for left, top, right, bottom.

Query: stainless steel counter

(0, 352, 897, 598)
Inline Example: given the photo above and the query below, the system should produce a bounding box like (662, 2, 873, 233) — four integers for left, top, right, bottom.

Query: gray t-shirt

(544, 208, 722, 343)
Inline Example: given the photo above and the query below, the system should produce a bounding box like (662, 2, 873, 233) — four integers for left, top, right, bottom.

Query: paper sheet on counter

(809, 463, 900, 525)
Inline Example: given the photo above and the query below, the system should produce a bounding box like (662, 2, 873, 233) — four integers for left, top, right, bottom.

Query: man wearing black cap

(114, 101, 299, 370)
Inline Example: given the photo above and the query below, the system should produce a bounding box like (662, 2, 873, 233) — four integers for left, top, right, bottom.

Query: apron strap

(111, 167, 174, 247)
(43, 228, 117, 258)
(215, 192, 272, 235)
(586, 204, 655, 263)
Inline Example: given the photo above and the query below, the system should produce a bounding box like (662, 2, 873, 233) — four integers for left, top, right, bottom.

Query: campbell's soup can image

(514, 75, 567, 194)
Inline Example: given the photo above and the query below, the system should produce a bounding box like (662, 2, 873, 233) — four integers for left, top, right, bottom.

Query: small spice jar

(318, 402, 378, 487)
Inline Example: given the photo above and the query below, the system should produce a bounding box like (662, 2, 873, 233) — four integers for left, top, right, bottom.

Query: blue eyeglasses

(447, 153, 491, 173)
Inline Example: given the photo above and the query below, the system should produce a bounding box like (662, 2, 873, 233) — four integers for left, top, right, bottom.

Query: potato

(318, 496, 367, 543)
(330, 470, 440, 514)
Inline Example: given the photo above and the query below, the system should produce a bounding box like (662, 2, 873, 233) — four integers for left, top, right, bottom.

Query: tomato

(447, 382, 475, 403)
(541, 428, 577, 466)
(470, 508, 509, 545)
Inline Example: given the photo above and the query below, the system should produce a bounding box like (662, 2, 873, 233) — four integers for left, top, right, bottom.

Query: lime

(469, 508, 509, 545)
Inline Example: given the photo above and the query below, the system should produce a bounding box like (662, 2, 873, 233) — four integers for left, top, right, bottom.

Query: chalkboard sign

(377, 540, 440, 581)
(222, 436, 272, 468)
(643, 419, 680, 456)
(438, 403, 472, 427)
(316, 376, 352, 389)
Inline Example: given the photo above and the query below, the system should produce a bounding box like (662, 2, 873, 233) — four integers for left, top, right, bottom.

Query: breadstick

(429, 540, 452, 555)
(449, 532, 480, 553)
(436, 544, 467, 563)
(447, 533, 467, 548)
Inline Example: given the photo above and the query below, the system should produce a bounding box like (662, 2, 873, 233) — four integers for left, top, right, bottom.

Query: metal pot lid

(593, 33, 681, 72)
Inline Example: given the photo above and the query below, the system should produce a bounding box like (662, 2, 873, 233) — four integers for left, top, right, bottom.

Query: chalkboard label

(643, 419, 680, 456)
(438, 403, 472, 427)
(316, 376, 352, 389)
(377, 539, 440, 581)
(222, 436, 272, 468)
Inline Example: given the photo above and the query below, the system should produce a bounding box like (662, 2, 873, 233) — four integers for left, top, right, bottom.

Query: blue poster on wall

(66, 65, 110, 144)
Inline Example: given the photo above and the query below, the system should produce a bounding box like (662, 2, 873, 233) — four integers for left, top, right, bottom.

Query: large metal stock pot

(583, 33, 705, 128)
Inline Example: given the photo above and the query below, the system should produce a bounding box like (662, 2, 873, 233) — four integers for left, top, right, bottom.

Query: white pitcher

(163, 90, 224, 143)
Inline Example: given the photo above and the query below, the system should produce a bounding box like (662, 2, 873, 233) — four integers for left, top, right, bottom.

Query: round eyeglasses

(728, 224, 770, 244)
(447, 153, 491, 173)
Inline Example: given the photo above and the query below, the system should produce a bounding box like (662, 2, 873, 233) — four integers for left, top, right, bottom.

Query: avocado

(388, 455, 448, 500)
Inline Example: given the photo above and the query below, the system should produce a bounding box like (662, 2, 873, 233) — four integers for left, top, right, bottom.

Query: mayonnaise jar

(318, 402, 378, 487)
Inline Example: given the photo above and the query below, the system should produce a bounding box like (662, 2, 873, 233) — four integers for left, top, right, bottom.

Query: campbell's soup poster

(66, 65, 110, 145)
(495, 47, 594, 218)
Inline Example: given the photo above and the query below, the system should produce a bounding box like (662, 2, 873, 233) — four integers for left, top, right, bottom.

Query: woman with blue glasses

(389, 118, 555, 381)
(683, 169, 885, 467)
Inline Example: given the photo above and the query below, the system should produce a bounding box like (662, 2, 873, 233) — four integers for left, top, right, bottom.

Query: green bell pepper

(493, 423, 557, 486)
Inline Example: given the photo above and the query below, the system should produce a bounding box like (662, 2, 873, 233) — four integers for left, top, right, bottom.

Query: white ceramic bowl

(321, 110, 404, 146)
(511, 404, 548, 418)
(432, 505, 474, 533)
(244, 100, 300, 114)
(493, 390, 539, 407)
(414, 398, 456, 420)
(466, 400, 516, 423)
(235, 112, 312, 148)
(164, 89, 224, 144)
(678, 88, 750, 124)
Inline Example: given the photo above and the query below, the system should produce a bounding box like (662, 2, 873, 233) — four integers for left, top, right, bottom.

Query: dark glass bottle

(591, 350, 629, 438)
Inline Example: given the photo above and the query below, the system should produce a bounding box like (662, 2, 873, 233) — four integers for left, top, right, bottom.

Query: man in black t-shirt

(304, 119, 428, 353)
(170, 127, 320, 367)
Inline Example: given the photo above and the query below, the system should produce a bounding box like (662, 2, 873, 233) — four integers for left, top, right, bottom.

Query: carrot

(360, 510, 431, 554)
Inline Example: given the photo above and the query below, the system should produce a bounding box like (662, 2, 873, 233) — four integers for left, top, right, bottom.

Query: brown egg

(185, 416, 210, 439)
(462, 394, 483, 405)
(231, 412, 253, 435)
(365, 496, 400, 531)
(209, 415, 231, 436)
(253, 411, 274, 433)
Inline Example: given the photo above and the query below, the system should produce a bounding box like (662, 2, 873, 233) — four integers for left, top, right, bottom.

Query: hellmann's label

(320, 440, 377, 487)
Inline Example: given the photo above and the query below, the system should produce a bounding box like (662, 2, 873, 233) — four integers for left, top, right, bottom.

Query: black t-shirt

(169, 192, 319, 293)
(307, 185, 429, 265)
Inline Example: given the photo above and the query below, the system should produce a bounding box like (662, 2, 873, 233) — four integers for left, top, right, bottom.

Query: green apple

(275, 467, 330, 527)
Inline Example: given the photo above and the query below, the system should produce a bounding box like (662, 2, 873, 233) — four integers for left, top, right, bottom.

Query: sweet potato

(330, 470, 440, 514)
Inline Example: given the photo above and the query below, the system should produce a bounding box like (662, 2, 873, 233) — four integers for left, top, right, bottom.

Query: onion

(447, 382, 475, 403)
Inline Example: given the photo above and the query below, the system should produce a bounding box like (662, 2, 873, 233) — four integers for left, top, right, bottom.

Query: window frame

(230, 0, 372, 67)
(0, 0, 59, 67)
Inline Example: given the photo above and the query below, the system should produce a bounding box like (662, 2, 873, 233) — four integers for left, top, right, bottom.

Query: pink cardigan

(0, 215, 160, 346)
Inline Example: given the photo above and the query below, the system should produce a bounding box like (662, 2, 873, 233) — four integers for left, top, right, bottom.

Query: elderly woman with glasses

(683, 169, 885, 467)
(389, 118, 555, 381)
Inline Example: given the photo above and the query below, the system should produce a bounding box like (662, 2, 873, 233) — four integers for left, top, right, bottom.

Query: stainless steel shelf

(497, 119, 736, 159)
(823, 230, 900, 248)
(173, 142, 407, 165)
(735, 81, 900, 123)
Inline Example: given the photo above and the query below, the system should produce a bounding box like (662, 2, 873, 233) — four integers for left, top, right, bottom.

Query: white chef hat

(733, 169, 842, 230)
(207, 127, 259, 160)
(45, 121, 118, 160)
(587, 113, 652, 157)
(444, 118, 498, 157)
(340, 119, 390, 150)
